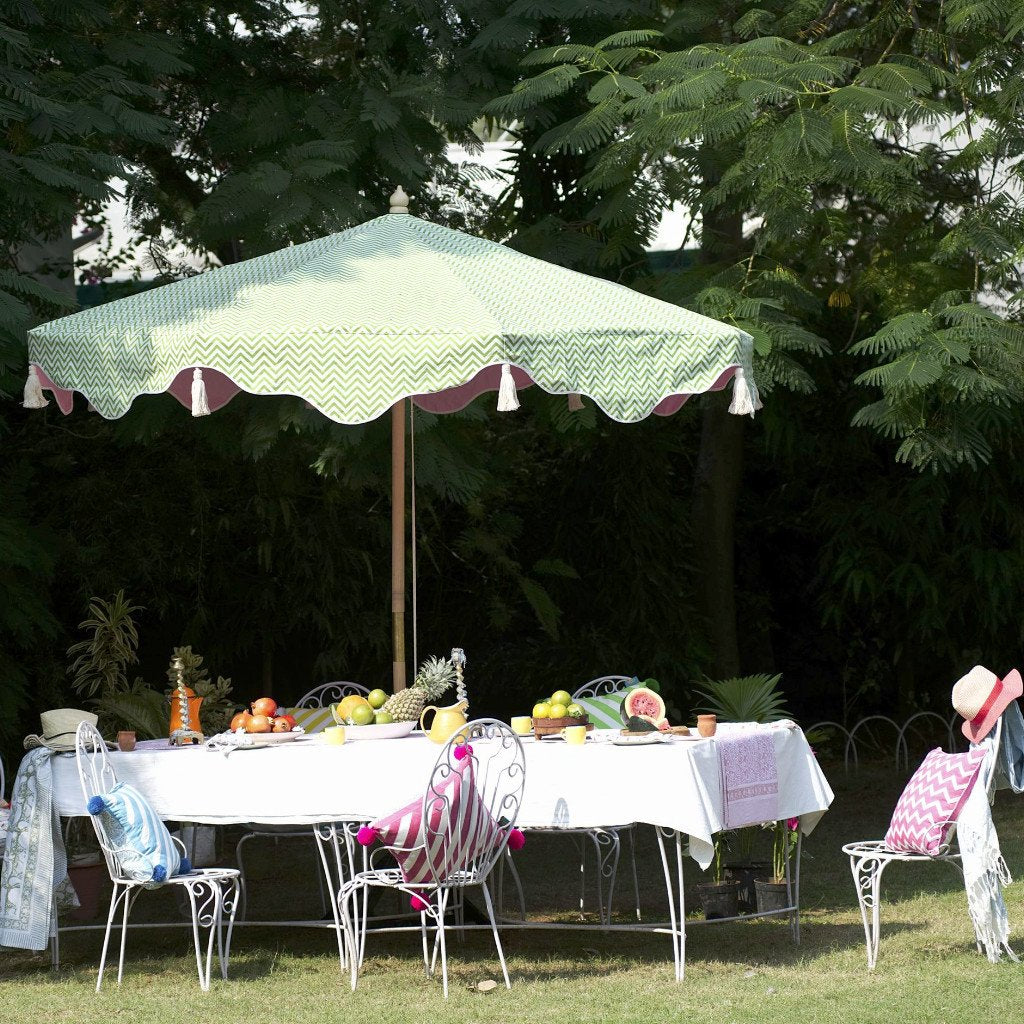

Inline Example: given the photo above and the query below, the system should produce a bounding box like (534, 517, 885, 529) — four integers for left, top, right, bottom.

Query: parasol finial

(389, 186, 410, 215)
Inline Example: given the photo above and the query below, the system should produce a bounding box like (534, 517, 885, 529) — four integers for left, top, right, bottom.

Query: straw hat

(952, 666, 1023, 744)
(23, 708, 109, 752)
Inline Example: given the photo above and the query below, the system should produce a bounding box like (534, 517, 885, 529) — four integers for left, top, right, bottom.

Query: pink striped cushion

(884, 747, 986, 856)
(366, 759, 501, 885)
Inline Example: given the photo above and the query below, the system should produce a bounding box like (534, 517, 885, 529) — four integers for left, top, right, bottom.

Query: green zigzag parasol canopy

(26, 198, 758, 424)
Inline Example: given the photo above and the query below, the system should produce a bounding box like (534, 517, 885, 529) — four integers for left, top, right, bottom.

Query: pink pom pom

(356, 826, 376, 846)
(410, 895, 428, 912)
(507, 828, 526, 851)
(453, 743, 473, 761)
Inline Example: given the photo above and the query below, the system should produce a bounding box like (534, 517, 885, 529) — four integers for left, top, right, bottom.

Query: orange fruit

(335, 694, 371, 723)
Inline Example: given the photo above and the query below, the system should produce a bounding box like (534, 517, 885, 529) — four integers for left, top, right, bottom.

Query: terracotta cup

(117, 730, 136, 752)
(697, 714, 717, 738)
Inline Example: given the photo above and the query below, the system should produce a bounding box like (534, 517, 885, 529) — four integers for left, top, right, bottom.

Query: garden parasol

(23, 187, 760, 689)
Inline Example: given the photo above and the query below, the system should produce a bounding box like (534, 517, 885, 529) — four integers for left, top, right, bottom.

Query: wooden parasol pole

(391, 399, 407, 690)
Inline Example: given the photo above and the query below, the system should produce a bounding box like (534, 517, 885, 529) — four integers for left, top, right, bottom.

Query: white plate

(611, 732, 667, 746)
(214, 730, 308, 747)
(334, 720, 417, 741)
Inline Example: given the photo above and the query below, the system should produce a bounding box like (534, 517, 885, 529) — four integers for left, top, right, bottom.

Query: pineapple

(383, 655, 456, 722)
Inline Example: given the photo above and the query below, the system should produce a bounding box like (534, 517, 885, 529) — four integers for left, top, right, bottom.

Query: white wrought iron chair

(322, 719, 526, 998)
(516, 675, 641, 924)
(235, 680, 369, 919)
(75, 722, 241, 991)
(842, 716, 1004, 969)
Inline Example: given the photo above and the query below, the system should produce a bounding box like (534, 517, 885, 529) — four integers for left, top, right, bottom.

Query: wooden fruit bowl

(532, 715, 593, 738)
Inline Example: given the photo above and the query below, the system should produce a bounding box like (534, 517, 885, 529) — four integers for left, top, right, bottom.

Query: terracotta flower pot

(67, 860, 105, 921)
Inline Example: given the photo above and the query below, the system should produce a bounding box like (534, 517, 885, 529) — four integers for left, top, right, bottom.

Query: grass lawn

(2, 754, 1022, 1023)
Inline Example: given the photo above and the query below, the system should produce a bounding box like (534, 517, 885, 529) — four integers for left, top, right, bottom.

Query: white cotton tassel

(191, 367, 210, 417)
(567, 392, 584, 412)
(22, 365, 49, 409)
(496, 362, 519, 412)
(728, 365, 762, 417)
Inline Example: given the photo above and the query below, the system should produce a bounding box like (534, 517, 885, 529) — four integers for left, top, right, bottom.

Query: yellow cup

(564, 725, 587, 746)
(510, 716, 533, 736)
(323, 725, 347, 745)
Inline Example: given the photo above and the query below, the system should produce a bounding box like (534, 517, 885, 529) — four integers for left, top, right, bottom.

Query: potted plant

(693, 673, 790, 910)
(690, 672, 790, 724)
(754, 818, 799, 914)
(722, 827, 770, 913)
(696, 836, 742, 920)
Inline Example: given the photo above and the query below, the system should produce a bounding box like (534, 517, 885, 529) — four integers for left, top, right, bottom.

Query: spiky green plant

(691, 674, 789, 724)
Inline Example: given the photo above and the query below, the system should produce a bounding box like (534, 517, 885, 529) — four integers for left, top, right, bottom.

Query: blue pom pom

(152, 864, 167, 883)
(178, 856, 191, 874)
(87, 795, 105, 815)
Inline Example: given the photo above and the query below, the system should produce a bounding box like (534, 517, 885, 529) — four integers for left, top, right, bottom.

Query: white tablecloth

(49, 726, 832, 868)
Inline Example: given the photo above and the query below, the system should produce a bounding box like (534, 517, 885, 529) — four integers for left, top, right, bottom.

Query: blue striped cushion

(88, 782, 187, 887)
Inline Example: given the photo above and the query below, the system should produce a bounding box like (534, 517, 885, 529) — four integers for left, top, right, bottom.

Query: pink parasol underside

(35, 363, 739, 421)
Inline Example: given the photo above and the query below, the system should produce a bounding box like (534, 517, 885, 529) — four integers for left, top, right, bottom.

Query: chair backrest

(75, 721, 123, 878)
(572, 675, 634, 700)
(421, 719, 525, 887)
(296, 681, 369, 708)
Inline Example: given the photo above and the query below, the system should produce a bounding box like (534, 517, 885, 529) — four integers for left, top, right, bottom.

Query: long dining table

(39, 721, 833, 980)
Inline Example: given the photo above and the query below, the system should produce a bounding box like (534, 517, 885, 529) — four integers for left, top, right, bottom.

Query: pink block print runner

(717, 729, 779, 829)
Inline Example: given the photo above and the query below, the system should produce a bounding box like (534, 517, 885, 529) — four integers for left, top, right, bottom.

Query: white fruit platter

(206, 728, 308, 752)
(334, 720, 417, 741)
(611, 732, 669, 746)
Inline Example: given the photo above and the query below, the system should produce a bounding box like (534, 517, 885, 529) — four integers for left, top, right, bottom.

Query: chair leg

(627, 827, 641, 922)
(234, 834, 251, 921)
(420, 908, 431, 977)
(49, 909, 60, 972)
(184, 879, 222, 991)
(505, 849, 527, 921)
(96, 882, 123, 992)
(849, 854, 887, 970)
(577, 834, 587, 919)
(218, 876, 241, 980)
(480, 882, 511, 989)
(436, 889, 450, 999)
(116, 886, 139, 986)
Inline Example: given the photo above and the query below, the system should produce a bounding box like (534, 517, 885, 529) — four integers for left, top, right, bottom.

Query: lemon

(532, 702, 551, 719)
(350, 704, 375, 726)
(374, 709, 394, 725)
(550, 689, 572, 708)
(548, 702, 568, 719)
(367, 688, 388, 709)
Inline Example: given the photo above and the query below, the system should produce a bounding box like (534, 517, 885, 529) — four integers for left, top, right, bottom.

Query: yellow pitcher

(419, 699, 469, 745)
